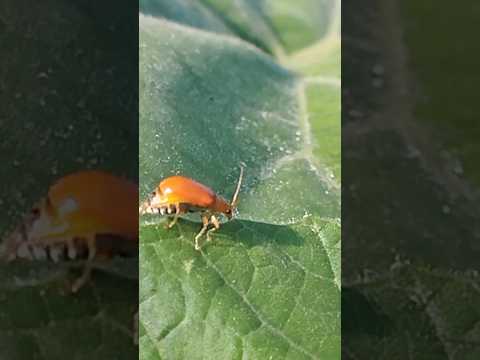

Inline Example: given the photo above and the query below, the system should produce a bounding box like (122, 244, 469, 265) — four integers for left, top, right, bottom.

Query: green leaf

(140, 0, 340, 57)
(139, 6, 340, 359)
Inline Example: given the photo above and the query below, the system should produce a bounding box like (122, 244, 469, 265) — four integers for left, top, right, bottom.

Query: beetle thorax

(211, 196, 232, 217)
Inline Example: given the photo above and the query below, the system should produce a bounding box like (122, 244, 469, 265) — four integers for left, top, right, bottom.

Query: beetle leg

(71, 234, 96, 293)
(85, 234, 97, 261)
(66, 238, 77, 260)
(206, 215, 221, 242)
(194, 215, 210, 250)
(71, 263, 92, 293)
(166, 203, 181, 229)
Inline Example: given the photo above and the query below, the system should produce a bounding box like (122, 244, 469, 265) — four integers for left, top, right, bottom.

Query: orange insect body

(3, 170, 138, 291)
(139, 167, 244, 250)
(45, 170, 138, 242)
(157, 176, 231, 215)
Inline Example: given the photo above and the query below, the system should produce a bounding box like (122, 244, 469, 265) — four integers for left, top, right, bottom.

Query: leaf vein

(199, 250, 320, 359)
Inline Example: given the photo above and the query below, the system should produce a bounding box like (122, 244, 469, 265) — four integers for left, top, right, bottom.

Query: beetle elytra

(2, 170, 138, 292)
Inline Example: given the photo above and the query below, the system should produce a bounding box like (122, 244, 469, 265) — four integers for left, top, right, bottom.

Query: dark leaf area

(0, 1, 138, 358)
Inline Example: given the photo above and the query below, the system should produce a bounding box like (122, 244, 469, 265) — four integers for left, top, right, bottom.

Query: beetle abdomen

(5, 224, 135, 263)
(148, 203, 195, 215)
(2, 171, 139, 263)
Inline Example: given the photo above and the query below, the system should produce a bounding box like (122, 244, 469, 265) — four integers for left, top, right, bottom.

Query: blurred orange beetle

(139, 166, 244, 250)
(2, 170, 138, 292)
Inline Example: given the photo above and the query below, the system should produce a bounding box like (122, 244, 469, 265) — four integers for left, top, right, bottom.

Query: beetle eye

(31, 208, 40, 216)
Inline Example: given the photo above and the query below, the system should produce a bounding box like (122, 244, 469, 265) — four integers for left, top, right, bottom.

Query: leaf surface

(139, 2, 340, 357)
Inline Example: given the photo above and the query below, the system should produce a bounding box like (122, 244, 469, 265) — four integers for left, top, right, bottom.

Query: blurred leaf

(0, 1, 138, 358)
(402, 1, 480, 187)
(139, 4, 340, 358)
(344, 266, 480, 359)
(342, 2, 480, 358)
(140, 0, 340, 56)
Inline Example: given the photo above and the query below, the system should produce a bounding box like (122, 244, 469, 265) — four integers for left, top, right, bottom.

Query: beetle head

(223, 206, 239, 220)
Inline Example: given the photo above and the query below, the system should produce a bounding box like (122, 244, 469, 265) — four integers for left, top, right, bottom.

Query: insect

(139, 166, 244, 250)
(1, 170, 138, 292)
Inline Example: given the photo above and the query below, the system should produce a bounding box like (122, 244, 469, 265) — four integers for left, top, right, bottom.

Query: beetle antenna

(230, 165, 244, 209)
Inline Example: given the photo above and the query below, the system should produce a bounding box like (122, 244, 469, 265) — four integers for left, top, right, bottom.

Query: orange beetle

(2, 170, 138, 292)
(139, 166, 244, 250)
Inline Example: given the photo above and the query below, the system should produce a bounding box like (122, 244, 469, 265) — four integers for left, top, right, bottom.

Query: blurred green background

(342, 0, 480, 358)
(0, 1, 138, 359)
